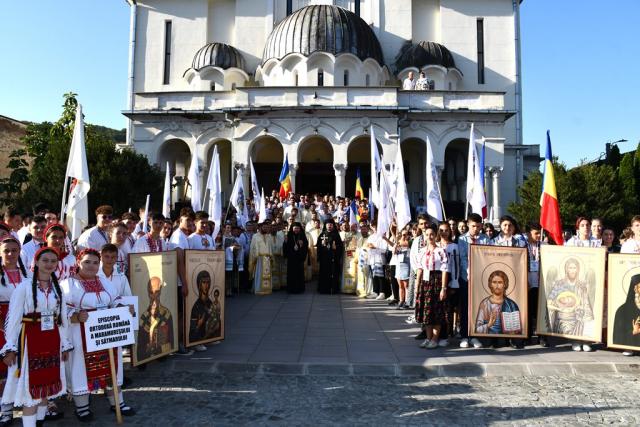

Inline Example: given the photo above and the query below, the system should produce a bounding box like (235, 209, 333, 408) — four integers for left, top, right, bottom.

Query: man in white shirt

(188, 211, 215, 250)
(168, 211, 205, 353)
(20, 215, 47, 268)
(77, 205, 114, 251)
(3, 207, 22, 241)
(402, 71, 416, 90)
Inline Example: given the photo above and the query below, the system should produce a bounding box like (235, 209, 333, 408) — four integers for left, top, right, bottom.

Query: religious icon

(185, 250, 225, 346)
(129, 251, 179, 366)
(607, 254, 640, 351)
(469, 245, 528, 339)
(537, 246, 606, 342)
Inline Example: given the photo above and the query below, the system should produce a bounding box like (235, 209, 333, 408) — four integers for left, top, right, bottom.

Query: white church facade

(122, 0, 539, 219)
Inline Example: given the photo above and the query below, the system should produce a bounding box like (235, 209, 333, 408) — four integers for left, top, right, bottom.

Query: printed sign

(84, 306, 135, 353)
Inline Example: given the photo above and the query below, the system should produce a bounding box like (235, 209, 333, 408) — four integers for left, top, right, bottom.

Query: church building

(122, 0, 539, 219)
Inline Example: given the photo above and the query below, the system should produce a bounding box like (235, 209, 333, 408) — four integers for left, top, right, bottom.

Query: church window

(477, 18, 485, 84)
(163, 20, 172, 85)
(343, 70, 349, 86)
(318, 69, 324, 87)
(365, 74, 370, 86)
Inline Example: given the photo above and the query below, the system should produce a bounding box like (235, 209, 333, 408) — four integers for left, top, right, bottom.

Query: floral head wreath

(34, 246, 61, 262)
(75, 248, 101, 264)
(44, 223, 67, 238)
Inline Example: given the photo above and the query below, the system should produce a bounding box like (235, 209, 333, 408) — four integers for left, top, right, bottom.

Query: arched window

(231, 83, 237, 90)
(210, 82, 216, 91)
(294, 71, 299, 86)
(365, 74, 370, 87)
(343, 69, 349, 86)
(318, 69, 324, 87)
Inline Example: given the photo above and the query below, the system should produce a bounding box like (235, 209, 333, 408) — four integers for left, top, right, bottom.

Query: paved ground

(26, 291, 640, 425)
(191, 291, 633, 368)
(48, 371, 640, 426)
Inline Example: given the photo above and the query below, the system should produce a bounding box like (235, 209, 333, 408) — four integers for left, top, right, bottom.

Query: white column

(491, 167, 503, 221)
(334, 163, 346, 197)
(290, 163, 298, 194)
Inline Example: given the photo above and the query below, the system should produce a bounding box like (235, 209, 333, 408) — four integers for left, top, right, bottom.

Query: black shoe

(538, 336, 549, 347)
(44, 408, 64, 421)
(414, 331, 427, 340)
(0, 414, 13, 427)
(388, 300, 398, 306)
(111, 404, 136, 417)
(74, 410, 93, 423)
(510, 339, 524, 349)
(35, 421, 44, 427)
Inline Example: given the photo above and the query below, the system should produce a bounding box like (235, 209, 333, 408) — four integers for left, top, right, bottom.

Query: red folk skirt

(19, 313, 63, 399)
(80, 318, 117, 391)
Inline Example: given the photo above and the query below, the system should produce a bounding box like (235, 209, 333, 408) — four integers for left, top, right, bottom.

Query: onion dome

(262, 5, 384, 65)
(192, 42, 246, 71)
(394, 41, 457, 72)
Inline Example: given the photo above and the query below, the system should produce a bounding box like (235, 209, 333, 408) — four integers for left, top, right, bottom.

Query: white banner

(84, 307, 135, 353)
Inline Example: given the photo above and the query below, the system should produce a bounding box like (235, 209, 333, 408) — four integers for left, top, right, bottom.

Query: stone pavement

(36, 291, 640, 425)
(176, 291, 637, 376)
(48, 372, 640, 426)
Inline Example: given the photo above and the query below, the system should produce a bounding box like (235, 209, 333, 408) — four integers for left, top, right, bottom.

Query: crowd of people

(0, 195, 639, 425)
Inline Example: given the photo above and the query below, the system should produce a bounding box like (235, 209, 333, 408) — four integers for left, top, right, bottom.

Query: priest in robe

(339, 222, 359, 294)
(283, 222, 309, 294)
(316, 219, 344, 294)
(249, 222, 274, 295)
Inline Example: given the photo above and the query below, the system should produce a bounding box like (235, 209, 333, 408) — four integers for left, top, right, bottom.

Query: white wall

(136, 0, 209, 92)
(208, 0, 236, 45)
(412, 0, 440, 43)
(233, 0, 270, 73)
(378, 0, 412, 66)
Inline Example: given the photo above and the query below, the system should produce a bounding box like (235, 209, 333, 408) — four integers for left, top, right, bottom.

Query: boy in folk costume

(19, 216, 47, 270)
(1, 247, 73, 427)
(76, 205, 114, 251)
(249, 223, 274, 295)
(131, 213, 167, 254)
(187, 211, 215, 250)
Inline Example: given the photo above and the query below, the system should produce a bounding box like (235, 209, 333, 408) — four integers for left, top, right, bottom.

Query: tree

(509, 160, 628, 233)
(2, 93, 163, 220)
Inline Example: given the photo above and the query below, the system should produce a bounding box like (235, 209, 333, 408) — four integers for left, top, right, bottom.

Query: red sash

(20, 313, 62, 399)
(80, 319, 118, 391)
(0, 303, 8, 383)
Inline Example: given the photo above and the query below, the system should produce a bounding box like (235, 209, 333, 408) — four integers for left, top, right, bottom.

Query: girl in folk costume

(0, 237, 31, 426)
(392, 227, 411, 308)
(43, 224, 76, 282)
(1, 247, 73, 427)
(61, 249, 136, 422)
(415, 224, 449, 349)
(437, 223, 460, 347)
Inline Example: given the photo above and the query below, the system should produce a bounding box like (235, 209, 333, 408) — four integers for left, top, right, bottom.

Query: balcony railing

(131, 87, 506, 113)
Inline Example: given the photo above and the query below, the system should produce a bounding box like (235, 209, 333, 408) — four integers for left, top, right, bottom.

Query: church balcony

(125, 87, 508, 117)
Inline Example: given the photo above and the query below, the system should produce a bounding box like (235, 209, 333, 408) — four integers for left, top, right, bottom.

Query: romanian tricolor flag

(278, 153, 292, 198)
(355, 167, 364, 200)
(540, 131, 563, 245)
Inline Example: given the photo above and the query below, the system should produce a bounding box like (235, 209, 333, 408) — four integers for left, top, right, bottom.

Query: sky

(1, 0, 638, 167)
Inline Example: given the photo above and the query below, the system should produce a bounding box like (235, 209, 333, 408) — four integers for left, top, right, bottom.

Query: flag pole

(60, 176, 70, 222)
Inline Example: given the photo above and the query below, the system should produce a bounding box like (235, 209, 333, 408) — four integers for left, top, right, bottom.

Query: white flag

(376, 169, 392, 238)
(370, 125, 383, 207)
(162, 162, 171, 218)
(349, 201, 358, 228)
(249, 157, 262, 221)
(64, 104, 90, 241)
(393, 143, 411, 230)
(426, 137, 443, 221)
(205, 146, 222, 239)
(258, 188, 267, 223)
(188, 147, 202, 212)
(466, 123, 487, 216)
(229, 168, 248, 227)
